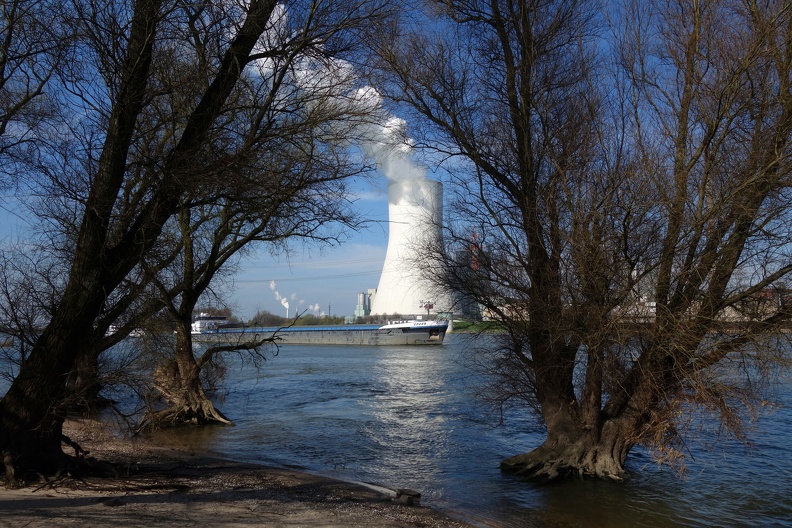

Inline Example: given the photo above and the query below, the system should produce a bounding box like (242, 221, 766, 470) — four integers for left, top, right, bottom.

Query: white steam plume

(346, 86, 426, 183)
(269, 280, 289, 318)
(288, 49, 425, 183)
(269, 280, 325, 318)
(232, 1, 424, 184)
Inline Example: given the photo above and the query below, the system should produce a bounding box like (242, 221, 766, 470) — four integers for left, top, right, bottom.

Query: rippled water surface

(149, 334, 791, 526)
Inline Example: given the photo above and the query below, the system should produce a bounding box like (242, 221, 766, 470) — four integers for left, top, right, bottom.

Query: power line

(257, 256, 385, 269)
(236, 269, 382, 283)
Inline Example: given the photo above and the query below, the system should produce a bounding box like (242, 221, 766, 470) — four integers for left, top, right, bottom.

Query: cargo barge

(191, 318, 449, 346)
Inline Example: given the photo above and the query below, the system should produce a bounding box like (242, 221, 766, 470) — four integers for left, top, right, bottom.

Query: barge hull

(193, 325, 446, 346)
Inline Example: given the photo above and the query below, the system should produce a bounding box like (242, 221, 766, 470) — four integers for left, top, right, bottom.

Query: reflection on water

(55, 334, 792, 526)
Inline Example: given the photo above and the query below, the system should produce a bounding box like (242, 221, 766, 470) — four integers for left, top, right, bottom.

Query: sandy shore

(0, 419, 474, 527)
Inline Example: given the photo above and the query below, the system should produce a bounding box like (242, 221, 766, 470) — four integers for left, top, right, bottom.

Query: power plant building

(354, 289, 375, 318)
(370, 177, 446, 317)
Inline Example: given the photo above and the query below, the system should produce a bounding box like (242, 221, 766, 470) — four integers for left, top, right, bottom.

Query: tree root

(61, 433, 89, 459)
(138, 401, 234, 433)
(501, 444, 627, 482)
(147, 360, 234, 431)
(3, 444, 119, 488)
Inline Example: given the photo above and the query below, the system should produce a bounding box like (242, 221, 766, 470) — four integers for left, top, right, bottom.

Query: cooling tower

(371, 177, 444, 316)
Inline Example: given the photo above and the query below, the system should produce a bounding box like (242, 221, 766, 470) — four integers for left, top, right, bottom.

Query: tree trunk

(0, 324, 93, 483)
(501, 351, 637, 482)
(65, 345, 112, 415)
(500, 417, 634, 481)
(143, 325, 232, 429)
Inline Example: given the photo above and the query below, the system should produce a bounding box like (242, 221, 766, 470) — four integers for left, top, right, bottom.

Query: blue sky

(0, 175, 393, 322)
(230, 179, 391, 319)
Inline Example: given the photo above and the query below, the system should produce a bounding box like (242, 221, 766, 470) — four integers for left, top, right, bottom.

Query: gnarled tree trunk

(144, 325, 231, 428)
(0, 321, 98, 483)
(500, 412, 636, 481)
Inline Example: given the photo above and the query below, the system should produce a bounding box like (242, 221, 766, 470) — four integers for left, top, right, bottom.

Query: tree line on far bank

(215, 309, 406, 327)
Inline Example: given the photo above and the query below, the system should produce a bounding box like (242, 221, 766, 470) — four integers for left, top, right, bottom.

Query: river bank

(0, 418, 473, 528)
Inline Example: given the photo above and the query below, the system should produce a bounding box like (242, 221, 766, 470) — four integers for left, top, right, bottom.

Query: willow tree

(0, 0, 326, 482)
(71, 1, 381, 429)
(146, 129, 370, 427)
(375, 0, 792, 480)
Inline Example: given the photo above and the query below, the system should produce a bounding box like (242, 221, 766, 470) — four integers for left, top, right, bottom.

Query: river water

(3, 333, 787, 526)
(142, 333, 792, 527)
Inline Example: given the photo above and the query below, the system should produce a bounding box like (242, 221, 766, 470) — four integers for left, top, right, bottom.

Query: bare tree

(0, 0, 381, 481)
(374, 0, 792, 481)
(0, 0, 68, 186)
(27, 0, 381, 431)
(133, 0, 380, 429)
(144, 149, 367, 428)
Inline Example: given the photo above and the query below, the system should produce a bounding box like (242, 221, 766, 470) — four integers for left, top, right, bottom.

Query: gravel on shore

(0, 418, 475, 527)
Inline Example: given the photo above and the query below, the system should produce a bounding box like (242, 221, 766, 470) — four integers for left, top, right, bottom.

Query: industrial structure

(369, 177, 447, 317)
